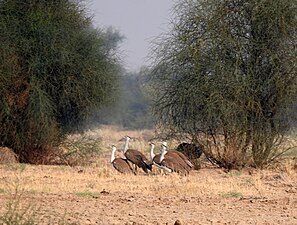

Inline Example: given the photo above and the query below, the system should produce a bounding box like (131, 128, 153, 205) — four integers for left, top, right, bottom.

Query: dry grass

(0, 147, 18, 164)
(0, 126, 296, 224)
(0, 126, 296, 198)
(0, 162, 294, 200)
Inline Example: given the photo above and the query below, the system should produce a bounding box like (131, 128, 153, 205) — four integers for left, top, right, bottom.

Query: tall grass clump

(0, 180, 76, 225)
(0, 0, 122, 163)
(58, 133, 102, 166)
(0, 179, 38, 225)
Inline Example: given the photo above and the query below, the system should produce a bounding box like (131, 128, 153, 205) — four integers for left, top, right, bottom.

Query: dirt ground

(0, 127, 296, 225)
(0, 162, 296, 225)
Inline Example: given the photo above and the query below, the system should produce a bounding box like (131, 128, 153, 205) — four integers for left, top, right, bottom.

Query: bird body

(167, 150, 194, 168)
(152, 154, 161, 165)
(110, 145, 134, 174)
(176, 142, 203, 159)
(159, 143, 191, 175)
(125, 148, 152, 173)
(123, 136, 152, 173)
(161, 142, 194, 169)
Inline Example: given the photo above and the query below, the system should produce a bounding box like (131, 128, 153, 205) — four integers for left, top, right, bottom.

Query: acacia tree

(0, 0, 122, 163)
(151, 0, 297, 168)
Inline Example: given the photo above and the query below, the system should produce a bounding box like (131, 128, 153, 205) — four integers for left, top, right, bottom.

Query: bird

(123, 136, 152, 174)
(161, 142, 194, 170)
(176, 142, 203, 170)
(176, 142, 203, 159)
(159, 143, 191, 175)
(149, 142, 161, 164)
(110, 145, 134, 174)
(149, 142, 172, 173)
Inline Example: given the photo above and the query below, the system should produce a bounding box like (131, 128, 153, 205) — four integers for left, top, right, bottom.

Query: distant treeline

(87, 69, 154, 130)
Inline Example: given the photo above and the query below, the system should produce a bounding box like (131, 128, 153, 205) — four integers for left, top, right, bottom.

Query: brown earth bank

(0, 164, 296, 225)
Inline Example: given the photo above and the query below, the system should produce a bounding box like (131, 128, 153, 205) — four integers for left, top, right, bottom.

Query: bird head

(125, 135, 132, 141)
(161, 141, 167, 149)
(111, 145, 117, 151)
(119, 135, 132, 141)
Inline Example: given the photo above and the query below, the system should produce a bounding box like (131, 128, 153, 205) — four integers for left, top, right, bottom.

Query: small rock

(174, 220, 182, 225)
(100, 189, 110, 195)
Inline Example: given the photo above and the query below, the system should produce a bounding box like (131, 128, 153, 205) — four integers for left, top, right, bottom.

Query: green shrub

(151, 0, 297, 169)
(0, 0, 121, 163)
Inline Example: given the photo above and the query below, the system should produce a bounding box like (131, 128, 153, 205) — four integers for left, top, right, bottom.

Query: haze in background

(91, 0, 173, 71)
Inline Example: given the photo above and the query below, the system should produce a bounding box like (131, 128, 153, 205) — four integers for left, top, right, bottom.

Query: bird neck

(111, 147, 116, 163)
(150, 145, 155, 160)
(160, 146, 167, 162)
(123, 137, 130, 153)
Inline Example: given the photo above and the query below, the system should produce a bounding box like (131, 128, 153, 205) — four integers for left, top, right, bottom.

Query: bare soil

(0, 163, 296, 225)
(1, 127, 296, 224)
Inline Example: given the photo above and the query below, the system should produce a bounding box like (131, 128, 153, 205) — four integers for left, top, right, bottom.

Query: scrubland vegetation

(0, 0, 297, 224)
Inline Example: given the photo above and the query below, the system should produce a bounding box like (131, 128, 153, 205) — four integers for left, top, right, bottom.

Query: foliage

(221, 191, 242, 198)
(75, 191, 100, 198)
(150, 0, 297, 168)
(0, 0, 122, 162)
(0, 180, 37, 225)
(58, 133, 101, 166)
(0, 179, 75, 225)
(0, 202, 37, 225)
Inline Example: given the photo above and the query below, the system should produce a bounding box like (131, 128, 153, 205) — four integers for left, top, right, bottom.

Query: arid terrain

(0, 127, 296, 225)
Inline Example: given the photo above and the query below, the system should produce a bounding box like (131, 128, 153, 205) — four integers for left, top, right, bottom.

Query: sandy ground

(0, 162, 296, 225)
(0, 127, 296, 224)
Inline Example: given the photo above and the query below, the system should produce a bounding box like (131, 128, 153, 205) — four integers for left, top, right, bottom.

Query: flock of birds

(110, 136, 199, 175)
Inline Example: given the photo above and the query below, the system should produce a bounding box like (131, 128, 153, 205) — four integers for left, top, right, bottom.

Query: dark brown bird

(162, 142, 194, 170)
(149, 143, 172, 173)
(110, 145, 134, 174)
(176, 142, 203, 159)
(123, 136, 152, 173)
(159, 143, 191, 175)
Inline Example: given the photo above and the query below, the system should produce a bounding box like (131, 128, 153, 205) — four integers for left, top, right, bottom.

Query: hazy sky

(90, 0, 174, 71)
